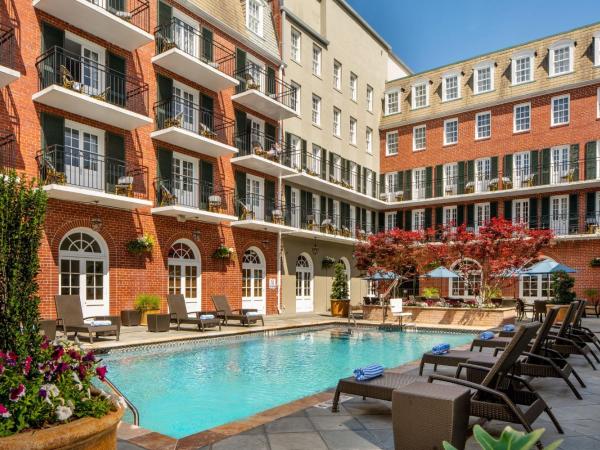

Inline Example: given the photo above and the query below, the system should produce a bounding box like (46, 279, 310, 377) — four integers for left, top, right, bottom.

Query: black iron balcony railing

(0, 132, 16, 170)
(154, 19, 236, 78)
(86, 0, 150, 32)
(154, 96, 235, 146)
(36, 46, 149, 116)
(155, 176, 236, 216)
(234, 129, 292, 165)
(234, 64, 296, 110)
(0, 23, 16, 70)
(36, 145, 148, 199)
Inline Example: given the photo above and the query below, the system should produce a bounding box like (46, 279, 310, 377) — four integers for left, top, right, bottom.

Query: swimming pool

(102, 326, 474, 438)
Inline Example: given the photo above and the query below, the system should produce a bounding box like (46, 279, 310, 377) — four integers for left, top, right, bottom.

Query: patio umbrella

(421, 267, 458, 298)
(519, 260, 577, 275)
(364, 271, 397, 281)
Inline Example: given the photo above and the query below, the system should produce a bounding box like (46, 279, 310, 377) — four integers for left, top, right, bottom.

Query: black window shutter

(541, 197, 550, 228)
(379, 174, 385, 192)
(490, 201, 498, 219)
(306, 192, 313, 215)
(202, 28, 213, 62)
(530, 151, 538, 185)
(157, 148, 173, 202)
(371, 211, 376, 231)
(585, 141, 597, 180)
(327, 198, 334, 219)
(41, 112, 65, 149)
(301, 139, 307, 170)
(457, 161, 465, 194)
(107, 52, 126, 107)
(570, 144, 580, 182)
(490, 156, 498, 180)
(267, 67, 276, 96)
(321, 149, 328, 179)
(341, 202, 349, 226)
(457, 204, 464, 226)
(378, 212, 384, 231)
(404, 210, 412, 231)
(157, 74, 173, 102)
(396, 210, 403, 229)
(371, 170, 376, 197)
(586, 192, 596, 220)
(235, 171, 247, 200)
(425, 166, 433, 198)
(503, 154, 513, 181)
(504, 200, 512, 221)
(235, 48, 247, 91)
(200, 94, 214, 132)
(424, 208, 432, 229)
(158, 1, 172, 28)
(435, 207, 443, 228)
(529, 198, 538, 229)
(105, 132, 125, 191)
(329, 153, 335, 178)
(466, 204, 475, 228)
(540, 149, 550, 185)
(265, 122, 276, 145)
(319, 195, 326, 218)
(200, 160, 213, 187)
(435, 165, 443, 197)
(265, 179, 275, 220)
(404, 169, 411, 200)
(569, 194, 578, 233)
(42, 22, 64, 52)
(397, 171, 404, 194)
(467, 160, 475, 182)
(105, 132, 125, 162)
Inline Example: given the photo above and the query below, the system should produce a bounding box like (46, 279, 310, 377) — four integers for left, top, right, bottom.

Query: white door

(513, 152, 530, 188)
(475, 203, 490, 232)
(551, 146, 569, 185)
(550, 195, 569, 235)
(513, 199, 529, 225)
(64, 123, 104, 191)
(246, 174, 264, 220)
(172, 82, 197, 132)
(173, 154, 197, 208)
(290, 187, 300, 227)
(173, 15, 199, 57)
(168, 240, 201, 312)
(413, 168, 426, 199)
(81, 46, 101, 96)
(475, 158, 491, 192)
(444, 163, 457, 196)
(242, 248, 266, 314)
(59, 230, 109, 317)
(295, 254, 313, 313)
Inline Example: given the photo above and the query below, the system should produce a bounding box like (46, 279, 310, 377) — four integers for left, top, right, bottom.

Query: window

(550, 145, 570, 185)
(551, 94, 570, 126)
(350, 72, 357, 101)
(366, 127, 373, 153)
(549, 41, 574, 76)
(444, 118, 458, 145)
(412, 82, 428, 109)
(311, 94, 321, 125)
(550, 195, 569, 235)
(513, 151, 531, 188)
(290, 81, 300, 112)
(512, 52, 533, 84)
(333, 108, 341, 136)
(442, 73, 460, 101)
(385, 212, 397, 231)
(412, 209, 425, 231)
(513, 199, 529, 225)
(242, 248, 266, 313)
(333, 60, 341, 90)
(247, 0, 263, 36)
(349, 117, 357, 145)
(595, 33, 600, 66)
(295, 254, 313, 311)
(475, 157, 491, 192)
(444, 163, 458, 196)
(474, 64, 493, 94)
(366, 85, 373, 112)
(475, 111, 491, 139)
(385, 173, 396, 194)
(514, 103, 531, 132)
(290, 28, 301, 62)
(168, 240, 201, 310)
(386, 131, 398, 156)
(475, 203, 491, 232)
(413, 167, 427, 200)
(413, 125, 426, 151)
(385, 90, 399, 115)
(443, 206, 458, 229)
(451, 259, 481, 297)
(312, 45, 321, 76)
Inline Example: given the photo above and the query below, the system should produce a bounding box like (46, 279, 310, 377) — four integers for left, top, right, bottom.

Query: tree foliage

(330, 262, 349, 300)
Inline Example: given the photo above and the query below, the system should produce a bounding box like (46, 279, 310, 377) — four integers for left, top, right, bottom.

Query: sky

(346, 0, 599, 74)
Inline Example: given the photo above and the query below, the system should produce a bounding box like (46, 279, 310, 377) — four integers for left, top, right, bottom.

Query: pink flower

(0, 364, 4, 376)
(52, 346, 64, 361)
(9, 384, 25, 402)
(0, 404, 10, 419)
(95, 366, 107, 381)
(6, 352, 17, 367)
(40, 338, 50, 350)
(23, 356, 32, 376)
(82, 351, 96, 363)
(68, 349, 82, 361)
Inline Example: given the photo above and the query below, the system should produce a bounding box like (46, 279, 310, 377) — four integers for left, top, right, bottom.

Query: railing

(0, 132, 16, 170)
(154, 19, 236, 78)
(155, 176, 236, 216)
(36, 46, 149, 116)
(0, 23, 16, 70)
(154, 96, 234, 146)
(36, 145, 148, 199)
(103, 377, 139, 426)
(234, 64, 296, 110)
(234, 129, 292, 165)
(85, 0, 150, 33)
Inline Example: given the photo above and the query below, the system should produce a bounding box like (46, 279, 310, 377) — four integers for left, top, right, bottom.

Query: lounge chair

(429, 322, 564, 445)
(167, 294, 221, 331)
(563, 300, 600, 351)
(54, 295, 120, 343)
(211, 295, 264, 326)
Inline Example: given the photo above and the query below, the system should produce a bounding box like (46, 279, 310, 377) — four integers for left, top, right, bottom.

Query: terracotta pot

(139, 309, 160, 326)
(330, 299, 350, 317)
(546, 304, 570, 323)
(0, 406, 124, 450)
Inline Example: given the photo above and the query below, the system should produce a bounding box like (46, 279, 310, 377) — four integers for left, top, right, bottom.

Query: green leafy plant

(443, 425, 562, 450)
(584, 288, 599, 302)
(550, 271, 576, 305)
(126, 233, 155, 255)
(134, 294, 161, 312)
(422, 287, 440, 299)
(213, 244, 234, 259)
(322, 256, 336, 268)
(590, 257, 600, 267)
(330, 262, 349, 300)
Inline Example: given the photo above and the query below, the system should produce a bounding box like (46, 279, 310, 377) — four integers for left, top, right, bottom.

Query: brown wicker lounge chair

(553, 300, 600, 352)
(167, 294, 221, 331)
(211, 295, 264, 326)
(429, 322, 564, 446)
(54, 295, 120, 343)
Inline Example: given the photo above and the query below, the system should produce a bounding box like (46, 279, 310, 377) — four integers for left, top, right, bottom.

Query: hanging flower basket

(125, 233, 155, 255)
(590, 257, 600, 267)
(322, 256, 336, 268)
(213, 244, 235, 260)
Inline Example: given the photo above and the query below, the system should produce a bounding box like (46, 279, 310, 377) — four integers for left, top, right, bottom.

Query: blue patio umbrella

(519, 260, 577, 275)
(364, 271, 397, 281)
(422, 267, 459, 278)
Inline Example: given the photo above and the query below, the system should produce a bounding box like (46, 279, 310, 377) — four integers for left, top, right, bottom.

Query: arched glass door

(242, 248, 266, 314)
(295, 254, 313, 312)
(168, 240, 201, 311)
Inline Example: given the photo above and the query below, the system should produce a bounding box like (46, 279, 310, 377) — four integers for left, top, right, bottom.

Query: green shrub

(134, 294, 161, 311)
(330, 262, 349, 300)
(444, 425, 562, 450)
(550, 271, 576, 305)
(422, 287, 440, 298)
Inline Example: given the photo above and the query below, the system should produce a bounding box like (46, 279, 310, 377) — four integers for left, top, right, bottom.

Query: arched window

(242, 247, 266, 313)
(59, 229, 108, 316)
(168, 240, 201, 311)
(295, 254, 313, 312)
(339, 257, 351, 298)
(450, 259, 482, 298)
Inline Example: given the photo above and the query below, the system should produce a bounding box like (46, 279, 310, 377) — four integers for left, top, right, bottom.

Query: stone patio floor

(115, 318, 600, 450)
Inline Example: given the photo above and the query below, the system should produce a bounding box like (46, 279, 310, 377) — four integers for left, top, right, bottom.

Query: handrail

(103, 376, 140, 426)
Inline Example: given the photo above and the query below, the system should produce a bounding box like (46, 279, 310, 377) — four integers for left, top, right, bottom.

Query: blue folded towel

(502, 324, 515, 332)
(431, 343, 451, 355)
(479, 331, 495, 340)
(246, 311, 261, 316)
(199, 314, 215, 320)
(353, 364, 384, 381)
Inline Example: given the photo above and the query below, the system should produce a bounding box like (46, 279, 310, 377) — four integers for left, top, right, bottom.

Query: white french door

(513, 152, 530, 188)
(172, 81, 198, 131)
(295, 255, 314, 313)
(246, 174, 264, 220)
(444, 206, 457, 230)
(64, 121, 104, 191)
(242, 249, 266, 314)
(475, 158, 491, 192)
(513, 199, 529, 225)
(173, 14, 199, 57)
(551, 146, 569, 185)
(168, 241, 201, 312)
(413, 168, 426, 199)
(444, 163, 457, 196)
(475, 203, 490, 232)
(550, 195, 569, 235)
(290, 187, 300, 227)
(173, 153, 197, 208)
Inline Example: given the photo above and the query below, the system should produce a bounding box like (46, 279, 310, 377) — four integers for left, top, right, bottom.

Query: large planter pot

(120, 309, 142, 326)
(330, 299, 350, 317)
(546, 304, 571, 323)
(139, 309, 160, 326)
(0, 406, 124, 450)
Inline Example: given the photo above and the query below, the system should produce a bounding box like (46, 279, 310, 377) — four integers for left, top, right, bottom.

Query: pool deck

(115, 317, 600, 450)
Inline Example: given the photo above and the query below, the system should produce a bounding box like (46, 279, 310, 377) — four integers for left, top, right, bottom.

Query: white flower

(55, 405, 73, 421)
(71, 373, 83, 391)
(41, 384, 60, 398)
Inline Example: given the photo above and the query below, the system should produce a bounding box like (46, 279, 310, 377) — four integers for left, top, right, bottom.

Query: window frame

(443, 118, 459, 146)
(513, 198, 530, 225)
(413, 125, 426, 151)
(442, 71, 461, 102)
(311, 94, 321, 126)
(246, 0, 264, 37)
(349, 117, 357, 145)
(350, 72, 358, 102)
(511, 50, 535, 85)
(473, 62, 494, 94)
(366, 85, 373, 112)
(332, 107, 341, 137)
(595, 32, 600, 67)
(290, 81, 301, 113)
(475, 111, 491, 140)
(386, 130, 398, 156)
(385, 89, 400, 115)
(549, 40, 575, 77)
(366, 127, 373, 154)
(333, 60, 342, 90)
(290, 27, 301, 63)
(312, 44, 322, 77)
(513, 102, 531, 133)
(551, 94, 570, 127)
(411, 81, 429, 109)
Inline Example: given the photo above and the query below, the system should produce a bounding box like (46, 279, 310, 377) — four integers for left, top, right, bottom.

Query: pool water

(102, 327, 473, 438)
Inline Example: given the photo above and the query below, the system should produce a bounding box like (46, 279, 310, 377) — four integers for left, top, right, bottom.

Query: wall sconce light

(192, 230, 201, 241)
(90, 218, 102, 232)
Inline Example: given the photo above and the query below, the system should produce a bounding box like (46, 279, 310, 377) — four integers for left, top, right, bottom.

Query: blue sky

(346, 0, 599, 74)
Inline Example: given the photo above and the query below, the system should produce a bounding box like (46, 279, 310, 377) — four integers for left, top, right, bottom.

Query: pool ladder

(104, 377, 140, 426)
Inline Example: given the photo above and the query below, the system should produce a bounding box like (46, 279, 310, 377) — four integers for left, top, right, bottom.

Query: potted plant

(213, 244, 234, 260)
(589, 257, 600, 267)
(322, 256, 336, 269)
(134, 294, 161, 326)
(330, 262, 350, 317)
(126, 233, 155, 255)
(444, 425, 561, 450)
(546, 271, 576, 323)
(422, 287, 440, 300)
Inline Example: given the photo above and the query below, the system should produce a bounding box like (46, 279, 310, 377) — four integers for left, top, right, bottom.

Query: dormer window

(385, 89, 399, 115)
(247, 0, 264, 37)
(411, 81, 428, 109)
(474, 62, 494, 94)
(594, 31, 600, 67)
(442, 72, 460, 101)
(549, 40, 574, 76)
(512, 50, 534, 85)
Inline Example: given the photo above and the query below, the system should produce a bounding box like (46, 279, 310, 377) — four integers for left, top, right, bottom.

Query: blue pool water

(102, 327, 473, 438)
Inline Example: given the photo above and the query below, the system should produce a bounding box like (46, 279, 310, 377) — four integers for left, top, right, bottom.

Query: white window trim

(512, 198, 530, 225)
(442, 71, 461, 102)
(290, 81, 301, 113)
(475, 111, 492, 140)
(473, 61, 495, 94)
(386, 130, 398, 156)
(411, 81, 429, 110)
(312, 44, 322, 77)
(333, 60, 342, 91)
(443, 118, 458, 146)
(366, 85, 373, 112)
(246, 0, 264, 37)
(549, 39, 575, 77)
(290, 27, 301, 63)
(64, 119, 106, 157)
(443, 205, 458, 228)
(511, 50, 535, 85)
(385, 89, 400, 115)
(311, 94, 321, 126)
(551, 94, 570, 127)
(513, 102, 531, 133)
(333, 107, 341, 137)
(597, 87, 600, 119)
(412, 209, 425, 231)
(595, 32, 600, 67)
(413, 125, 426, 152)
(366, 127, 373, 154)
(350, 72, 358, 102)
(349, 117, 357, 145)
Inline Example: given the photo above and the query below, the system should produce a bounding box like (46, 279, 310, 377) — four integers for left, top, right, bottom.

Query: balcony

(287, 208, 368, 244)
(231, 65, 298, 120)
(231, 130, 297, 177)
(36, 145, 151, 210)
(151, 97, 237, 158)
(152, 20, 238, 92)
(151, 178, 237, 224)
(232, 194, 297, 233)
(32, 0, 153, 51)
(33, 47, 151, 130)
(0, 24, 20, 88)
(0, 132, 17, 170)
